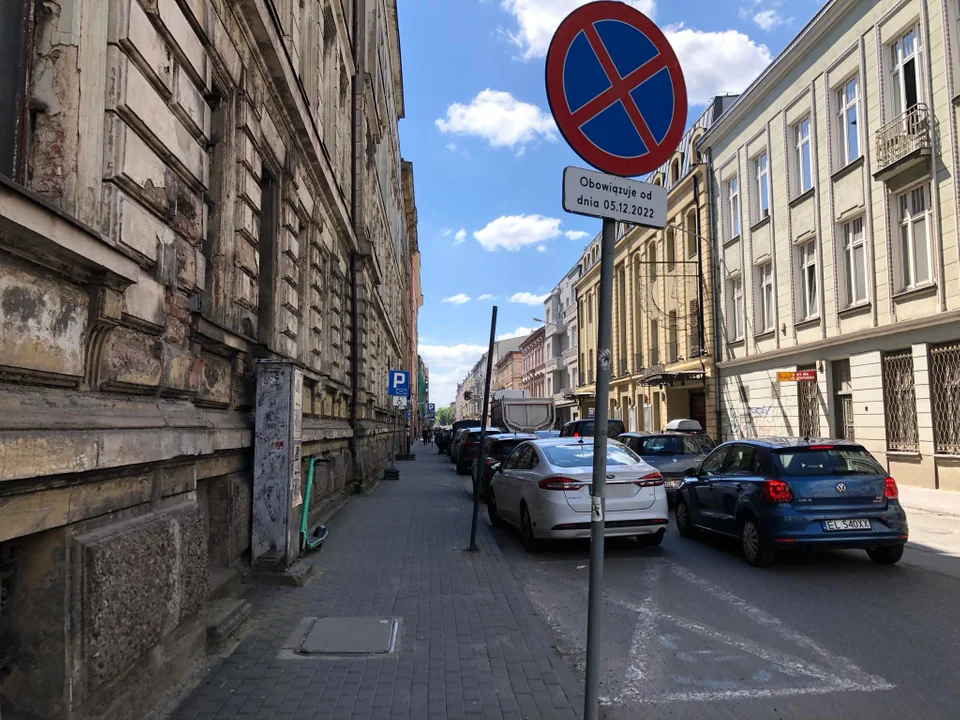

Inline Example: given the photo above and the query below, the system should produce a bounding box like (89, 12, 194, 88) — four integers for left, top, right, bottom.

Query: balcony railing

(875, 103, 931, 177)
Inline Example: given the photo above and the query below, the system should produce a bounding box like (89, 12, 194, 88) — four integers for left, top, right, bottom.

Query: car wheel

(456, 461, 468, 475)
(520, 504, 540, 552)
(867, 544, 904, 565)
(637, 529, 665, 547)
(487, 488, 502, 527)
(675, 499, 696, 539)
(740, 517, 775, 567)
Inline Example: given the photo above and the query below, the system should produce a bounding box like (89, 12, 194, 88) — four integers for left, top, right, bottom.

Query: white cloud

(501, 0, 657, 60)
(436, 89, 557, 150)
(565, 230, 589, 241)
(537, 245, 547, 253)
(442, 293, 471, 305)
(446, 142, 458, 151)
(477, 294, 495, 300)
(453, 228, 467, 246)
(420, 343, 487, 406)
(498, 327, 535, 341)
(473, 214, 562, 252)
(664, 24, 772, 106)
(510, 292, 550, 306)
(441, 228, 452, 237)
(752, 9, 785, 30)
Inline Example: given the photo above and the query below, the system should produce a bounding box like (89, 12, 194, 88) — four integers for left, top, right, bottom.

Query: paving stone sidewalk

(170, 447, 583, 720)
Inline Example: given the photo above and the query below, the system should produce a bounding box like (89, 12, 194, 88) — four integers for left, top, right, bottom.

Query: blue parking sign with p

(388, 370, 410, 397)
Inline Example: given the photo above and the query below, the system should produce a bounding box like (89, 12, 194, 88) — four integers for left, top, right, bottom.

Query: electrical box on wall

(253, 360, 304, 571)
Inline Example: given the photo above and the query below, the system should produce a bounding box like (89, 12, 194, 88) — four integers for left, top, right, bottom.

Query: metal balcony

(874, 104, 931, 181)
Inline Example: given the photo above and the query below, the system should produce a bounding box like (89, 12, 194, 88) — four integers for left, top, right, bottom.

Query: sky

(397, 0, 823, 407)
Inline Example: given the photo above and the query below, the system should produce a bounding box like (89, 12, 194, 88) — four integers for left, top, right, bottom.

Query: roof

(725, 438, 864, 449)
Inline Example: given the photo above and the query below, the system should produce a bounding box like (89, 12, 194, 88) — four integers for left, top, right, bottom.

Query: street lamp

(533, 317, 565, 330)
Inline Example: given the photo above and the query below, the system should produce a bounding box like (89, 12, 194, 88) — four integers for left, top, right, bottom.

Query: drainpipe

(348, 0, 364, 474)
(704, 147, 723, 441)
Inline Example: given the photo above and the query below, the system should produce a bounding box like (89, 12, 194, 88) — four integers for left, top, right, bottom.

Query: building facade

(0, 1, 417, 718)
(405, 161, 423, 436)
(520, 327, 546, 397)
(546, 261, 584, 425)
(455, 336, 528, 420)
(417, 355, 429, 426)
(701, 0, 960, 491)
(575, 98, 733, 435)
(494, 350, 524, 393)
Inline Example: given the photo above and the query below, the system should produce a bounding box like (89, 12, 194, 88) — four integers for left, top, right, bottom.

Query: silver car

(618, 432, 715, 500)
(487, 438, 669, 551)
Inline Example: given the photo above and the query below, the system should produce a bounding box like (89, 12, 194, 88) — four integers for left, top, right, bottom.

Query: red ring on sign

(545, 1, 687, 178)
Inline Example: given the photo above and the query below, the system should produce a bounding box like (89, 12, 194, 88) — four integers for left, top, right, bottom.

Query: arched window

(690, 129, 705, 165)
(670, 158, 681, 184)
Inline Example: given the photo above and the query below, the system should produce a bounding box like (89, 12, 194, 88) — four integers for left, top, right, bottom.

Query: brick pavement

(170, 447, 583, 720)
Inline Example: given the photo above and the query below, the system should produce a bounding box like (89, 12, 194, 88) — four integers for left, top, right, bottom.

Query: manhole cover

(299, 617, 398, 655)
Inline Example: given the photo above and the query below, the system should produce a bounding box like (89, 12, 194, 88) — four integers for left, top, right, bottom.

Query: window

(797, 364, 820, 437)
(842, 217, 868, 306)
(726, 176, 741, 239)
(0, 0, 31, 181)
(833, 359, 855, 441)
(257, 167, 280, 344)
(897, 184, 931, 289)
(686, 209, 698, 258)
(798, 241, 818, 320)
(931, 342, 960, 454)
(754, 153, 770, 220)
(757, 263, 774, 332)
(891, 27, 922, 115)
(793, 117, 812, 194)
(882, 349, 918, 451)
(670, 158, 681, 184)
(668, 310, 678, 363)
(700, 447, 730, 477)
(837, 77, 861, 166)
(649, 243, 658, 281)
(728, 277, 744, 340)
(650, 319, 659, 365)
(666, 228, 676, 271)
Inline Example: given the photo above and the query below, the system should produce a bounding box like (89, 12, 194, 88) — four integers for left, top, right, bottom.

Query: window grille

(882, 350, 919, 451)
(931, 342, 960, 454)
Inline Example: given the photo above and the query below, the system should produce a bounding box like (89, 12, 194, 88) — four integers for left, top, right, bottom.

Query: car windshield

(542, 443, 641, 468)
(773, 447, 886, 476)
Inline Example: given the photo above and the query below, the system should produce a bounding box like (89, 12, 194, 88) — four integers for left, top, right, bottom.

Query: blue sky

(398, 0, 822, 405)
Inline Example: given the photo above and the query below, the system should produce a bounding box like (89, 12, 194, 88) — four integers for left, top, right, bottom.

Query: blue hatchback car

(673, 438, 909, 567)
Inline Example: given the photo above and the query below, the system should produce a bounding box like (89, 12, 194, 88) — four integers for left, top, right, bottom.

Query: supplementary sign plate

(563, 166, 666, 226)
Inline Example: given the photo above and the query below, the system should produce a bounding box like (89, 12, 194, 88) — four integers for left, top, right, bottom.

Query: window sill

(831, 155, 865, 183)
(893, 282, 937, 301)
(934, 454, 960, 460)
(750, 215, 771, 232)
(838, 301, 871, 318)
(753, 329, 776, 341)
(727, 338, 745, 348)
(886, 451, 921, 458)
(789, 187, 816, 208)
(794, 316, 820, 329)
(725, 234, 742, 247)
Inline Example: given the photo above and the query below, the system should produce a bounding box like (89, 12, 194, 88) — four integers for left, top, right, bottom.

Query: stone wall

(0, 0, 416, 717)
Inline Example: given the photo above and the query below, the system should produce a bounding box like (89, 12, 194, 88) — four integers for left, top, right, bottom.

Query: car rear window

(773, 446, 886, 477)
(493, 439, 526, 455)
(637, 436, 684, 455)
(542, 443, 641, 468)
(562, 420, 625, 437)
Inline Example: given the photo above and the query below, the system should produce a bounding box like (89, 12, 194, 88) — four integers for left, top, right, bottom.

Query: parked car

(456, 428, 502, 475)
(448, 420, 479, 457)
(472, 433, 539, 497)
(535, 429, 561, 439)
(618, 432, 715, 501)
(487, 438, 668, 551)
(559, 418, 626, 438)
(673, 438, 908, 567)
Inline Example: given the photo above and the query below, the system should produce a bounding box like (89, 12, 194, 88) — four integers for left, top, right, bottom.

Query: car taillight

(762, 479, 793, 503)
(538, 476, 587, 491)
(573, 432, 580, 438)
(884, 477, 899, 499)
(635, 471, 664, 488)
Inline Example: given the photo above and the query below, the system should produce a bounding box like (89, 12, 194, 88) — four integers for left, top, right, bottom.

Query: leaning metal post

(584, 218, 616, 720)
(469, 306, 498, 552)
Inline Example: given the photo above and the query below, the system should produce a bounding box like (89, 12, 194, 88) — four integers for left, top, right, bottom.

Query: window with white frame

(728, 276, 744, 341)
(726, 175, 741, 239)
(757, 262, 775, 332)
(836, 76, 860, 166)
(891, 26, 922, 115)
(755, 152, 770, 220)
(897, 183, 932, 289)
(793, 117, 812, 194)
(841, 217, 868, 307)
(798, 241, 818, 320)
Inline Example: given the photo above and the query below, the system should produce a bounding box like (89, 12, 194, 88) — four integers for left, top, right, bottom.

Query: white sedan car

(487, 438, 668, 551)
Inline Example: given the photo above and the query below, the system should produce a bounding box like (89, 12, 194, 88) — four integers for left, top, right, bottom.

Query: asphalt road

(457, 466, 960, 720)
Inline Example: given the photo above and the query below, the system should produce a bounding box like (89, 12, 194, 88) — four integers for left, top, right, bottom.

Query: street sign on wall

(545, 1, 687, 178)
(777, 370, 817, 382)
(563, 167, 667, 226)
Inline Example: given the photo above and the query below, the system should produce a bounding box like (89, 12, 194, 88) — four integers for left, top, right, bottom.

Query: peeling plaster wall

(0, 0, 415, 718)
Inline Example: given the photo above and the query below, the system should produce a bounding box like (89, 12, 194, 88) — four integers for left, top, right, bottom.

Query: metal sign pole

(391, 406, 397, 471)
(469, 305, 498, 552)
(584, 217, 616, 720)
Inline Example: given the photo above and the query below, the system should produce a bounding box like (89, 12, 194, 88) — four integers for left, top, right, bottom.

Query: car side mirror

(491, 462, 502, 473)
(684, 472, 699, 482)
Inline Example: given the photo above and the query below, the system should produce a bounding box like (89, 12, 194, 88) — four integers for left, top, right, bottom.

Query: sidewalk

(899, 484, 960, 518)
(169, 448, 582, 720)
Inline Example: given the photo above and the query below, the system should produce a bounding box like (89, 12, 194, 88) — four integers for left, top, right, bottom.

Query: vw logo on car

(836, 482, 847, 494)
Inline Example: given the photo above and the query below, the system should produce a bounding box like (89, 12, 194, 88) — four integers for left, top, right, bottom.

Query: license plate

(823, 519, 871, 532)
